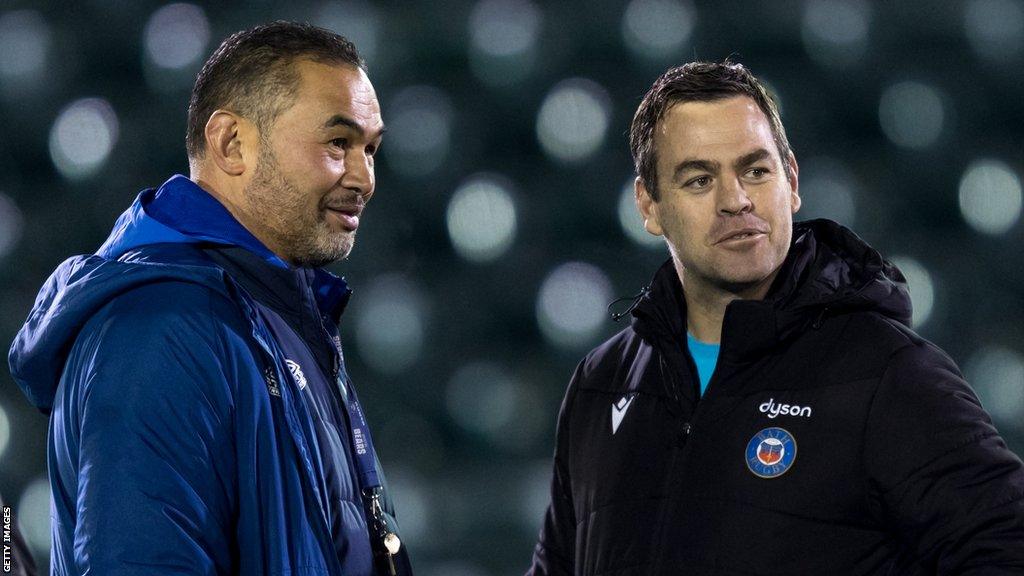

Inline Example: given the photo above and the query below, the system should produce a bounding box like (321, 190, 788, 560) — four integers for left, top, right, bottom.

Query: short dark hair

(629, 61, 793, 201)
(186, 21, 364, 159)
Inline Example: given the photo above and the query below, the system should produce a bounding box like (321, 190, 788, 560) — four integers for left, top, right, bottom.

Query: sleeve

(864, 342, 1024, 574)
(527, 363, 582, 576)
(61, 283, 251, 575)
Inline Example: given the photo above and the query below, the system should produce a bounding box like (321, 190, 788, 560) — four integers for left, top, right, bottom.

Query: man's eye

(748, 167, 769, 178)
(330, 138, 347, 148)
(687, 176, 712, 188)
(366, 143, 378, 156)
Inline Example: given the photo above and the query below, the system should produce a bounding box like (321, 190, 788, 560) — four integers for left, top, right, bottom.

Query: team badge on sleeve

(745, 427, 797, 478)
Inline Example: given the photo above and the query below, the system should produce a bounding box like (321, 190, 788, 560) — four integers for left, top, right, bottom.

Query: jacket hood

(8, 175, 351, 413)
(632, 219, 912, 358)
(767, 219, 911, 326)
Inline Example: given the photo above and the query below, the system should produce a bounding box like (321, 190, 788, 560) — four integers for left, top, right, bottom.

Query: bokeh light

(497, 383, 546, 452)
(17, 476, 51, 559)
(316, 0, 382, 64)
(354, 274, 427, 375)
(798, 157, 858, 227)
(143, 3, 210, 70)
(470, 0, 542, 58)
(383, 85, 453, 177)
(0, 192, 25, 260)
(468, 0, 542, 86)
(801, 0, 872, 67)
(890, 256, 935, 328)
(446, 361, 521, 437)
(537, 261, 613, 348)
(621, 0, 696, 60)
(878, 81, 945, 149)
(0, 10, 51, 81)
(446, 174, 518, 263)
(966, 345, 1024, 431)
(48, 98, 120, 180)
(536, 78, 611, 164)
(386, 468, 431, 547)
(518, 460, 554, 529)
(958, 159, 1022, 235)
(964, 0, 1024, 61)
(617, 179, 662, 248)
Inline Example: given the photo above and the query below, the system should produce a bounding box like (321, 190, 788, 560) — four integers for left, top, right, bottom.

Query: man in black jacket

(527, 62, 1024, 575)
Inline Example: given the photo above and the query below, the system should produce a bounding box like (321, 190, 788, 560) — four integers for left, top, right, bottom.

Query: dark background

(1, 1, 1023, 574)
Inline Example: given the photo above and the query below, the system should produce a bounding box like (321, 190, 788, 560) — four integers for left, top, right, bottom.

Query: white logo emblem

(759, 398, 812, 419)
(286, 359, 308, 390)
(611, 394, 636, 434)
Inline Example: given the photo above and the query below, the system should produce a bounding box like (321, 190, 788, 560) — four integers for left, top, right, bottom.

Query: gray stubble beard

(244, 145, 354, 268)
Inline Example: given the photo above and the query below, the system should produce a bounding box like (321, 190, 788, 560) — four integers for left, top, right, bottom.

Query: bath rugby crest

(745, 427, 797, 478)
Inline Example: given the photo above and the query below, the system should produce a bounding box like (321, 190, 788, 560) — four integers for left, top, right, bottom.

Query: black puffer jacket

(528, 219, 1024, 576)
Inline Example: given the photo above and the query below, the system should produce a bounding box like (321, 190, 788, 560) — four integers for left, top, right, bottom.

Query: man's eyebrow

(672, 158, 720, 182)
(734, 148, 772, 169)
(322, 114, 387, 139)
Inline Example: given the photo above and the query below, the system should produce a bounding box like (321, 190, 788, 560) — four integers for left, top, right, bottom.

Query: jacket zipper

(303, 280, 391, 565)
(649, 344, 714, 574)
(235, 290, 346, 575)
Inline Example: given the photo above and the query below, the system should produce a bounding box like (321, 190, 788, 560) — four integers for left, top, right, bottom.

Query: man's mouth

(325, 206, 362, 231)
(716, 228, 767, 244)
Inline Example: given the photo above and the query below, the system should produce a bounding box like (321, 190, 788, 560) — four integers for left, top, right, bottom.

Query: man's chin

(711, 266, 781, 296)
(291, 238, 354, 268)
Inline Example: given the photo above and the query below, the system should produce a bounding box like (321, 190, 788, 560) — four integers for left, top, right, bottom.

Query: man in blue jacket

(8, 21, 410, 575)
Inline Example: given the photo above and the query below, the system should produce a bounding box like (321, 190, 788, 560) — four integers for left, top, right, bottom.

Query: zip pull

(384, 533, 401, 572)
(608, 285, 651, 322)
(366, 489, 400, 575)
(382, 544, 397, 576)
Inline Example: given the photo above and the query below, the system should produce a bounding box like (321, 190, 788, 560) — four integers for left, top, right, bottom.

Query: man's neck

(191, 173, 292, 266)
(679, 266, 778, 344)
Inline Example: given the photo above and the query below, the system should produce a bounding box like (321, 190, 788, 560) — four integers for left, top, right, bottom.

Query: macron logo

(611, 394, 636, 434)
(759, 398, 812, 419)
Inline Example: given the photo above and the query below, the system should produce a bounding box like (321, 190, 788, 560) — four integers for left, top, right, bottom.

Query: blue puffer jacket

(8, 175, 410, 575)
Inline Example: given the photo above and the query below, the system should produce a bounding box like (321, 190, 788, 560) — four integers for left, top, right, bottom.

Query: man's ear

(787, 152, 801, 214)
(204, 110, 249, 177)
(635, 177, 664, 236)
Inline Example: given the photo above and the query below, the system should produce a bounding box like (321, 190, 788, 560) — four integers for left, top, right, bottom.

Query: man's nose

(717, 175, 753, 215)
(342, 149, 374, 198)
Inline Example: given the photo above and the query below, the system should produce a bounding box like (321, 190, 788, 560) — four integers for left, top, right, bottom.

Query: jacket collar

(97, 174, 287, 267)
(630, 219, 911, 361)
(630, 257, 782, 361)
(205, 246, 352, 326)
